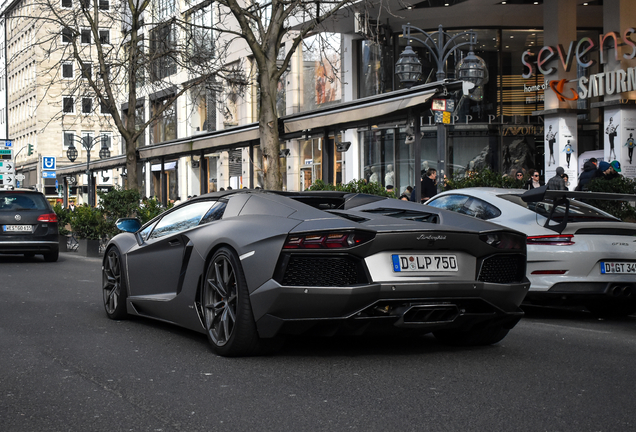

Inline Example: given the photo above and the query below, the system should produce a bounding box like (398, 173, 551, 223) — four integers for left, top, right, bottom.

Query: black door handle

(168, 239, 181, 246)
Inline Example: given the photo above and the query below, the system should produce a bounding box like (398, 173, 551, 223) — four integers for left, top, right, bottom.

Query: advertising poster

(604, 109, 621, 165)
(545, 115, 577, 190)
(621, 112, 636, 180)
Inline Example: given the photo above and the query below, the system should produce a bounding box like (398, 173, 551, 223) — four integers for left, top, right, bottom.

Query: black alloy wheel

(203, 247, 260, 356)
(102, 247, 128, 320)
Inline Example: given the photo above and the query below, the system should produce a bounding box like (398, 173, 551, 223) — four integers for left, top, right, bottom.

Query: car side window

(199, 200, 227, 225)
(148, 201, 214, 240)
(463, 197, 501, 220)
(427, 195, 470, 213)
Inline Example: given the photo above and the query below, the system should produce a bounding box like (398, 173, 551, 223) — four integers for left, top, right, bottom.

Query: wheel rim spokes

(204, 256, 238, 346)
(103, 251, 121, 314)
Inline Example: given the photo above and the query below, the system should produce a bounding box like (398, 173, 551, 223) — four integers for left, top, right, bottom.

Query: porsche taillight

(283, 231, 374, 249)
(37, 213, 58, 223)
(527, 235, 574, 246)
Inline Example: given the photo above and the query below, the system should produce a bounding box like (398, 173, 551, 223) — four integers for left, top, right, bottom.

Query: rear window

(498, 194, 618, 222)
(0, 192, 50, 211)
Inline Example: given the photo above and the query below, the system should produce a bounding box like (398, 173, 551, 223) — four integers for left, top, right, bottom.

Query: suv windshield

(0, 192, 50, 211)
(498, 194, 618, 222)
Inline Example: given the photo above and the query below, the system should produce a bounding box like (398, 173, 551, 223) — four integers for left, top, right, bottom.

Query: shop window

(300, 138, 322, 190)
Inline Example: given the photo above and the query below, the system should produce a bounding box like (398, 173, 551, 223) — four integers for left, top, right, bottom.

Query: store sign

(521, 28, 636, 79)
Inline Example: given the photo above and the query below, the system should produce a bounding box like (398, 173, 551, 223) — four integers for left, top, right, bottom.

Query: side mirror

(115, 217, 142, 233)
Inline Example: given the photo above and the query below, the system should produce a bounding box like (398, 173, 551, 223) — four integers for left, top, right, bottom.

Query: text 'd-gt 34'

(102, 190, 529, 356)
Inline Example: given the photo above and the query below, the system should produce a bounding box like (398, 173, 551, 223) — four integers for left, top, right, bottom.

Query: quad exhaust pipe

(610, 285, 634, 298)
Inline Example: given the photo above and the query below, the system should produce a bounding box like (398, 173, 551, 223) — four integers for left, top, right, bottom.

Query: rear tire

(202, 247, 263, 357)
(434, 324, 509, 346)
(102, 247, 128, 320)
(43, 250, 58, 262)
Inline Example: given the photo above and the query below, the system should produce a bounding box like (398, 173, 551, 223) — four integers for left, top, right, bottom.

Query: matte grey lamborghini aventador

(102, 190, 530, 356)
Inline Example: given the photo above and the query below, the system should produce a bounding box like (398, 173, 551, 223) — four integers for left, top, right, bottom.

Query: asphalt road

(1, 253, 635, 432)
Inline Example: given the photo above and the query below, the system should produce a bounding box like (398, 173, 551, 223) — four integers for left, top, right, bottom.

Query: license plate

(600, 262, 636, 274)
(3, 225, 33, 232)
(392, 254, 458, 272)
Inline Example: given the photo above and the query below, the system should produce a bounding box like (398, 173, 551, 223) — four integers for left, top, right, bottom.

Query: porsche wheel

(203, 247, 260, 357)
(433, 324, 509, 346)
(102, 247, 128, 320)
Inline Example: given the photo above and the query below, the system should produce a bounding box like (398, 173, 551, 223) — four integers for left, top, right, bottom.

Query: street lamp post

(66, 134, 111, 206)
(396, 24, 487, 196)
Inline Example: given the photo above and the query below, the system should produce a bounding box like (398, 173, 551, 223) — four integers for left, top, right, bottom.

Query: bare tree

(213, 0, 356, 190)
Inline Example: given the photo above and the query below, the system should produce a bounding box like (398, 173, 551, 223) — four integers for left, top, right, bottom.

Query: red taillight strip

(527, 235, 574, 246)
(37, 213, 58, 223)
(283, 231, 374, 249)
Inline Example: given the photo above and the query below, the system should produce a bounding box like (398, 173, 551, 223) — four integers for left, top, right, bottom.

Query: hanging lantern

(395, 45, 423, 88)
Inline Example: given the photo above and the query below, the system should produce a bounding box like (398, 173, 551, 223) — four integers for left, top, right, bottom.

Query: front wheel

(434, 324, 509, 346)
(202, 247, 262, 357)
(102, 247, 128, 320)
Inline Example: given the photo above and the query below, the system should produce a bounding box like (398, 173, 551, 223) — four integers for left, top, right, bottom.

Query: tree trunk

(259, 75, 283, 191)
(125, 138, 141, 193)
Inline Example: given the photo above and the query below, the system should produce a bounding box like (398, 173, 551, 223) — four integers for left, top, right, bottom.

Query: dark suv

(0, 188, 59, 261)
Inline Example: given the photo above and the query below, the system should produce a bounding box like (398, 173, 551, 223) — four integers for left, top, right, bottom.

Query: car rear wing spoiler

(517, 186, 636, 234)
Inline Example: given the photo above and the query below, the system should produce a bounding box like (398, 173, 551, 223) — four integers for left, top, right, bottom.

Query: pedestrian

(526, 170, 544, 189)
(575, 158, 598, 191)
(599, 160, 621, 180)
(411, 168, 437, 203)
(386, 184, 394, 194)
(515, 170, 525, 182)
(68, 201, 76, 211)
(562, 173, 570, 188)
(546, 166, 567, 190)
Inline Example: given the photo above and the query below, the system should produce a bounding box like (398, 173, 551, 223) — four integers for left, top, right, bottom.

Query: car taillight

(38, 213, 58, 223)
(283, 231, 374, 249)
(479, 232, 525, 249)
(527, 235, 574, 246)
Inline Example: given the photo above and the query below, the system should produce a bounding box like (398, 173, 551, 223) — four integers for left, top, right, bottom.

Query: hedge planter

(77, 239, 101, 257)
(59, 235, 69, 253)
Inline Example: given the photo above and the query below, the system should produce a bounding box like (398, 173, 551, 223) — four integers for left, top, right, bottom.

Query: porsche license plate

(600, 262, 636, 274)
(3, 225, 33, 232)
(392, 254, 458, 272)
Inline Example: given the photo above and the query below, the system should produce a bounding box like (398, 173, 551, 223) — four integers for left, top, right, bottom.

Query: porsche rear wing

(517, 186, 636, 233)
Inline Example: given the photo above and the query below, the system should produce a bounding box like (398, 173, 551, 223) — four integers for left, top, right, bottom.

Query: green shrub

(307, 179, 396, 198)
(69, 205, 105, 240)
(136, 197, 167, 224)
(97, 188, 142, 238)
(585, 176, 636, 221)
(445, 169, 526, 190)
(52, 203, 71, 236)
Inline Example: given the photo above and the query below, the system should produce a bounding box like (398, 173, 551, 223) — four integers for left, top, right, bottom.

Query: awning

(56, 155, 127, 176)
(281, 81, 457, 135)
(138, 124, 260, 160)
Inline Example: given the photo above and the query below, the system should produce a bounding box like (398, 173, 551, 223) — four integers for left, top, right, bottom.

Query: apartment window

(100, 99, 111, 115)
(63, 97, 74, 113)
(156, 0, 175, 20)
(99, 29, 109, 44)
(62, 63, 73, 79)
(81, 132, 94, 150)
(98, 0, 109, 10)
(82, 97, 92, 114)
(150, 23, 177, 80)
(187, 4, 214, 65)
(81, 63, 92, 79)
(62, 27, 73, 44)
(61, 0, 72, 8)
(151, 96, 177, 144)
(100, 132, 112, 149)
(81, 29, 91, 44)
(80, 0, 90, 8)
(63, 131, 74, 150)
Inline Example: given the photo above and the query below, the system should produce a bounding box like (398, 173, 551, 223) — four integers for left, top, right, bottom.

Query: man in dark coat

(411, 168, 438, 203)
(575, 158, 599, 191)
(546, 166, 567, 190)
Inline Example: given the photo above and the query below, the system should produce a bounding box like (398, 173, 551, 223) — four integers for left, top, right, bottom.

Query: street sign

(1, 140, 12, 147)
(0, 174, 15, 186)
(0, 149, 11, 160)
(431, 99, 447, 111)
(42, 171, 56, 179)
(42, 156, 56, 170)
(0, 161, 14, 173)
(15, 174, 25, 181)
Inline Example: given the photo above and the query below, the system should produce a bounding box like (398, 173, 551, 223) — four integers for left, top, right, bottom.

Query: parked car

(102, 190, 530, 356)
(0, 187, 59, 261)
(426, 186, 636, 316)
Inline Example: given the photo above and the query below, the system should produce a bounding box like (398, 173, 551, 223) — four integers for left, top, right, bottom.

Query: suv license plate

(600, 262, 636, 274)
(392, 254, 458, 272)
(3, 225, 33, 232)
